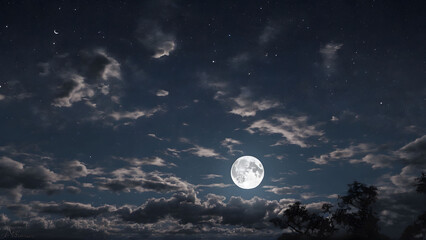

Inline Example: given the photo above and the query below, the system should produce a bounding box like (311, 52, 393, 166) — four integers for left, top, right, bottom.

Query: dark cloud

(49, 49, 121, 108)
(121, 191, 286, 229)
(0, 157, 60, 200)
(66, 186, 81, 194)
(376, 191, 426, 237)
(32, 201, 116, 219)
(3, 217, 110, 240)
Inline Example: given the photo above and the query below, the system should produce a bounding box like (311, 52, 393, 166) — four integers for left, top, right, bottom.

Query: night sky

(0, 1, 425, 239)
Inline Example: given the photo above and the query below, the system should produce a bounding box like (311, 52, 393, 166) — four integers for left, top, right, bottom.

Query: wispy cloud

(202, 174, 223, 180)
(109, 106, 163, 121)
(115, 156, 176, 168)
(263, 185, 309, 195)
(247, 115, 324, 148)
(320, 42, 343, 73)
(221, 138, 242, 155)
(308, 143, 395, 169)
(196, 183, 233, 188)
(228, 88, 280, 117)
(155, 89, 169, 97)
(147, 133, 167, 141)
(137, 20, 176, 59)
(184, 145, 225, 160)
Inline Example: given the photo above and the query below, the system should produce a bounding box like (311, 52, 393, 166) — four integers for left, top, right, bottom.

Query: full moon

(231, 156, 264, 189)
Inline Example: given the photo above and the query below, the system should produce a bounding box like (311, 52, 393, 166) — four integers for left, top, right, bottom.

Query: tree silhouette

(270, 201, 336, 240)
(399, 172, 426, 240)
(270, 181, 388, 240)
(333, 181, 381, 239)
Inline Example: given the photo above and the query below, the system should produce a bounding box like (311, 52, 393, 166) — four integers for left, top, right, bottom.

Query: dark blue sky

(0, 1, 425, 239)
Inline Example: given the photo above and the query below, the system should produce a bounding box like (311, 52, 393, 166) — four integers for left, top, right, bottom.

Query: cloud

(109, 106, 164, 121)
(116, 156, 176, 168)
(228, 88, 280, 117)
(350, 153, 395, 169)
(180, 139, 224, 159)
(221, 138, 242, 155)
(199, 75, 280, 117)
(156, 89, 169, 97)
(61, 160, 103, 180)
(165, 148, 181, 158)
(29, 201, 116, 219)
(270, 177, 285, 183)
(0, 216, 111, 239)
(66, 186, 81, 194)
(259, 23, 280, 45)
(97, 168, 193, 194)
(247, 115, 324, 148)
(120, 191, 286, 229)
(202, 174, 223, 180)
(309, 143, 376, 165)
(320, 42, 343, 73)
(376, 191, 426, 237)
(0, 157, 61, 201)
(397, 135, 426, 167)
(137, 20, 176, 58)
(263, 185, 309, 195)
(147, 133, 167, 141)
(308, 168, 321, 172)
(229, 52, 251, 68)
(0, 192, 292, 239)
(311, 136, 426, 170)
(52, 74, 95, 107)
(49, 49, 122, 108)
(184, 145, 225, 159)
(196, 183, 233, 188)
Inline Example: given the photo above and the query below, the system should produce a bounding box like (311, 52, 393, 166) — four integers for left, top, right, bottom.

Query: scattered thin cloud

(137, 20, 176, 59)
(308, 168, 321, 172)
(320, 42, 343, 73)
(115, 156, 176, 168)
(147, 133, 167, 141)
(184, 145, 225, 160)
(259, 22, 280, 45)
(196, 183, 233, 188)
(221, 138, 242, 155)
(263, 185, 309, 195)
(156, 89, 169, 97)
(309, 143, 376, 165)
(229, 88, 280, 117)
(165, 148, 180, 158)
(97, 168, 193, 194)
(109, 106, 164, 121)
(270, 177, 285, 183)
(202, 174, 223, 180)
(247, 115, 324, 148)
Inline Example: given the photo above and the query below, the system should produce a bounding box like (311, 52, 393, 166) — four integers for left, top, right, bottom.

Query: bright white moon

(231, 156, 264, 189)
